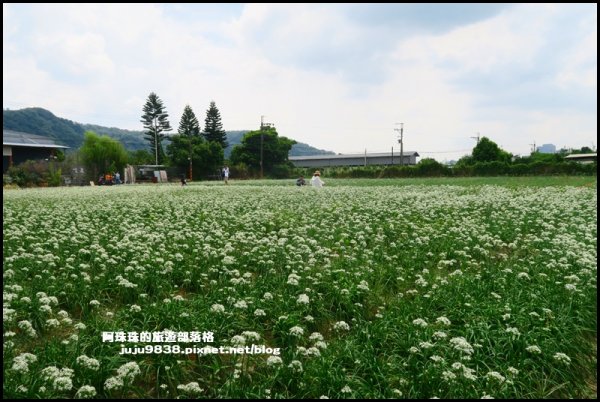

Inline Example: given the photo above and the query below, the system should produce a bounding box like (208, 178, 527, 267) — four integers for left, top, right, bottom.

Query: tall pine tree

(202, 101, 227, 148)
(178, 104, 201, 138)
(176, 104, 201, 180)
(140, 92, 172, 165)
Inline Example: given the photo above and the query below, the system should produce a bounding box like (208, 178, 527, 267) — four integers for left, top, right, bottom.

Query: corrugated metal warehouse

(289, 152, 419, 168)
(564, 153, 597, 164)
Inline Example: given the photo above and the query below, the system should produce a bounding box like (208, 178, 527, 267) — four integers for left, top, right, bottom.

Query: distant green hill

(224, 131, 335, 158)
(290, 141, 336, 157)
(3, 107, 335, 156)
(2, 107, 147, 150)
(80, 124, 147, 151)
(3, 107, 85, 148)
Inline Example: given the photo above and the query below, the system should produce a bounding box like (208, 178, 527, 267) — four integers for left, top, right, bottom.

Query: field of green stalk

(3, 178, 597, 399)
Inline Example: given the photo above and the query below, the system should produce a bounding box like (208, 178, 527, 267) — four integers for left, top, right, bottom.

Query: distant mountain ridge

(2, 107, 335, 157)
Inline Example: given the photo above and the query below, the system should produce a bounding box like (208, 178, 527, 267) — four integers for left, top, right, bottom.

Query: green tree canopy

(178, 105, 201, 138)
(472, 137, 512, 163)
(229, 127, 296, 173)
(202, 101, 227, 148)
(128, 149, 154, 165)
(166, 134, 223, 179)
(173, 105, 201, 178)
(415, 158, 449, 176)
(79, 131, 128, 179)
(140, 92, 172, 165)
(570, 146, 594, 154)
(454, 155, 474, 168)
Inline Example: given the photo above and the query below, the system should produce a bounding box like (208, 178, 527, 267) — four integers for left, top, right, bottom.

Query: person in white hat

(310, 170, 325, 188)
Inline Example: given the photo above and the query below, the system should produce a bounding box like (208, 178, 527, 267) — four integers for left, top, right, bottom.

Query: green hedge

(288, 161, 596, 179)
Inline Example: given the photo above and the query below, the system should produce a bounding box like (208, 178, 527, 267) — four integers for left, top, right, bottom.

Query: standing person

(223, 165, 230, 185)
(115, 171, 121, 185)
(181, 175, 187, 186)
(310, 170, 324, 188)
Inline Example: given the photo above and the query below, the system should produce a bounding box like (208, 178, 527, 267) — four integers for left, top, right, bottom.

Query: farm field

(205, 176, 598, 188)
(3, 178, 597, 399)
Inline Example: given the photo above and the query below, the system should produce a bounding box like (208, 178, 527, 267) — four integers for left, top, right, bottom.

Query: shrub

(7, 161, 49, 187)
(415, 158, 451, 177)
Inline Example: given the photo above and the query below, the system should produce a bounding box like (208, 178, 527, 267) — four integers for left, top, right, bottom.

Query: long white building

(289, 151, 419, 168)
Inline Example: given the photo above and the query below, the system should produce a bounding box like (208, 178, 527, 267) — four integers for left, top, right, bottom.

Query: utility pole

(394, 123, 404, 166)
(529, 141, 536, 153)
(470, 132, 480, 144)
(259, 116, 274, 179)
(260, 116, 264, 179)
(188, 134, 193, 181)
(154, 117, 159, 166)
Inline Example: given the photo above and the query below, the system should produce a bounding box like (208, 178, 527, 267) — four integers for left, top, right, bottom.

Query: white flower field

(3, 179, 597, 398)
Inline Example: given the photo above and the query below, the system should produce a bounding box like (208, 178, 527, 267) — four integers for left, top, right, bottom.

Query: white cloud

(33, 32, 115, 76)
(3, 4, 597, 160)
(555, 14, 597, 89)
(3, 3, 19, 39)
(3, 55, 95, 118)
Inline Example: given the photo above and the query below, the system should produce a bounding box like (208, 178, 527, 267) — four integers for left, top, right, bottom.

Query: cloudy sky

(3, 3, 597, 161)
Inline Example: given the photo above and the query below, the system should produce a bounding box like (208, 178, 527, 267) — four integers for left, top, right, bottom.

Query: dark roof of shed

(3, 129, 69, 149)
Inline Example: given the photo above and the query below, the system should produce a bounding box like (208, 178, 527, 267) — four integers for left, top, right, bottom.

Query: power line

(338, 148, 472, 155)
(419, 149, 473, 154)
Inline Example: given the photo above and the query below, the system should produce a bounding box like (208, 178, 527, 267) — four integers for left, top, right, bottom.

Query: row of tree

(6, 130, 595, 187)
(140, 92, 228, 177)
(139, 92, 296, 179)
(454, 137, 595, 167)
(73, 92, 297, 182)
(302, 137, 596, 179)
(10, 94, 593, 187)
